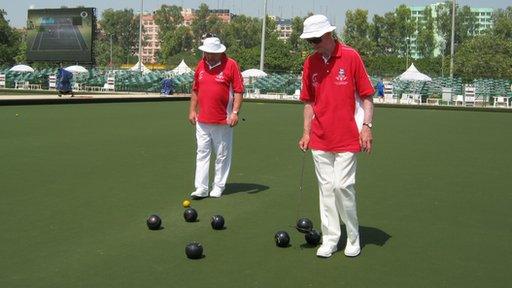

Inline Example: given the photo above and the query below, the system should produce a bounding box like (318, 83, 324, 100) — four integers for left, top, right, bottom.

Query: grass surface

(0, 102, 511, 287)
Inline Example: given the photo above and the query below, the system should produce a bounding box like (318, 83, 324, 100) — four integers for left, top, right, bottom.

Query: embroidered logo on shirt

(311, 73, 319, 87)
(334, 68, 348, 85)
(215, 72, 225, 82)
(199, 71, 205, 80)
(336, 69, 347, 81)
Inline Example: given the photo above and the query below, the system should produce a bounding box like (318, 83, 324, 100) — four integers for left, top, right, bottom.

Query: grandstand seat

(493, 96, 510, 108)
(101, 76, 115, 91)
(464, 95, 476, 107)
(454, 95, 465, 106)
(0, 74, 5, 88)
(15, 81, 29, 89)
(399, 93, 421, 105)
(399, 93, 411, 104)
(48, 75, 57, 90)
(463, 85, 477, 106)
(383, 83, 396, 103)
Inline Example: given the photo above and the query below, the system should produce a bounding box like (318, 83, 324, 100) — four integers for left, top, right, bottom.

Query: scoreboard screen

(26, 8, 95, 63)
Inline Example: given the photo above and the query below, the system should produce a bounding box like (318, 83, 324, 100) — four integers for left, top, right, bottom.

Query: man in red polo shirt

(188, 36, 244, 198)
(298, 15, 375, 258)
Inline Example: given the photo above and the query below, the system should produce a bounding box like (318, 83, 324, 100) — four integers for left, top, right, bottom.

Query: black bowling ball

(305, 229, 322, 246)
(211, 215, 225, 230)
(146, 214, 162, 230)
(274, 231, 290, 247)
(185, 242, 204, 259)
(296, 217, 313, 233)
(183, 208, 198, 222)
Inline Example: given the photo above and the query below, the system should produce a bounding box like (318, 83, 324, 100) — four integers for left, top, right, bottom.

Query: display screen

(26, 8, 95, 63)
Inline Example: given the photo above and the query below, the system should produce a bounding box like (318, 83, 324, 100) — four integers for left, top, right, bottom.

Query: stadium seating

(252, 73, 301, 95)
(1, 66, 510, 108)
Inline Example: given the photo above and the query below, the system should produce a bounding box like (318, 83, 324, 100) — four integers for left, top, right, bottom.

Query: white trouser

(312, 150, 359, 247)
(194, 122, 233, 192)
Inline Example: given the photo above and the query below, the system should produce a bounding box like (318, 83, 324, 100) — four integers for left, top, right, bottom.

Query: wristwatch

(232, 111, 239, 115)
(363, 122, 373, 129)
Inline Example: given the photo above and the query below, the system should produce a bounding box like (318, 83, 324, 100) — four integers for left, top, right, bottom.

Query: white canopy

(398, 63, 432, 81)
(242, 68, 267, 78)
(64, 65, 88, 74)
(172, 60, 192, 75)
(9, 64, 34, 73)
(130, 61, 151, 74)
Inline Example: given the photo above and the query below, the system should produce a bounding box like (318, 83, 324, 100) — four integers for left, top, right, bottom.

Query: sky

(2, 0, 510, 29)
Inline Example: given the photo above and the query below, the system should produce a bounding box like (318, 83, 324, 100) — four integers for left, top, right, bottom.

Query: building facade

(141, 13, 160, 64)
(139, 8, 233, 64)
(271, 16, 293, 41)
(409, 3, 494, 59)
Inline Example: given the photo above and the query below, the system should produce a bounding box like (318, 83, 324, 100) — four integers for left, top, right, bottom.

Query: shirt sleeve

(299, 57, 315, 103)
(231, 60, 244, 94)
(353, 52, 375, 98)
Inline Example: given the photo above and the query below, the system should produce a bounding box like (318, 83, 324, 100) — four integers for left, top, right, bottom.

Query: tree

(258, 16, 292, 73)
(370, 12, 401, 56)
(0, 9, 22, 66)
(191, 3, 224, 46)
(98, 9, 141, 63)
(457, 5, 479, 43)
(154, 5, 183, 31)
(368, 6, 413, 59)
(94, 38, 125, 67)
(416, 6, 436, 58)
(154, 5, 193, 62)
(288, 16, 306, 50)
(264, 36, 294, 73)
(343, 9, 373, 58)
(220, 15, 261, 50)
(365, 55, 404, 77)
(14, 40, 27, 64)
(227, 45, 260, 71)
(435, 1, 479, 55)
(287, 16, 310, 73)
(369, 14, 385, 55)
(395, 5, 415, 59)
(159, 26, 193, 60)
(454, 34, 512, 80)
(491, 6, 512, 40)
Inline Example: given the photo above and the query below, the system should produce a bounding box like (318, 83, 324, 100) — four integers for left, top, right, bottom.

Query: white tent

(172, 60, 192, 75)
(64, 65, 88, 74)
(9, 64, 34, 73)
(398, 63, 432, 81)
(130, 61, 151, 74)
(242, 68, 267, 78)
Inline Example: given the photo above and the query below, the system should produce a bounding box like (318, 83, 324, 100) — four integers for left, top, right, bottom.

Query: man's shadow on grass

(357, 226, 392, 248)
(223, 183, 269, 195)
(300, 225, 391, 250)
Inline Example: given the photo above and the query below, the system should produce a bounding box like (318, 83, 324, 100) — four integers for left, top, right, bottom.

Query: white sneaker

(209, 187, 224, 198)
(190, 189, 208, 198)
(316, 244, 337, 258)
(344, 236, 361, 257)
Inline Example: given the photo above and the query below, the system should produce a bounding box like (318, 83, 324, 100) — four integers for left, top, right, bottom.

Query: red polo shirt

(192, 54, 244, 124)
(300, 42, 375, 152)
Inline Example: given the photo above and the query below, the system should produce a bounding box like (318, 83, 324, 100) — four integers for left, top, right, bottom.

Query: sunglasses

(306, 37, 322, 44)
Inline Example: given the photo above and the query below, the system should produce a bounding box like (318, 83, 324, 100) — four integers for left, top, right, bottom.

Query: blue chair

(56, 68, 74, 97)
(161, 78, 175, 95)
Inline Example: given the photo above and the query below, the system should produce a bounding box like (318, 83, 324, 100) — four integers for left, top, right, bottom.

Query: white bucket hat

(300, 14, 336, 39)
(198, 37, 226, 53)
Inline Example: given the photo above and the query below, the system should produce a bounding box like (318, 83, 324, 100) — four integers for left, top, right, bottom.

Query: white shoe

(209, 187, 224, 198)
(316, 244, 337, 258)
(190, 189, 208, 198)
(344, 236, 361, 257)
